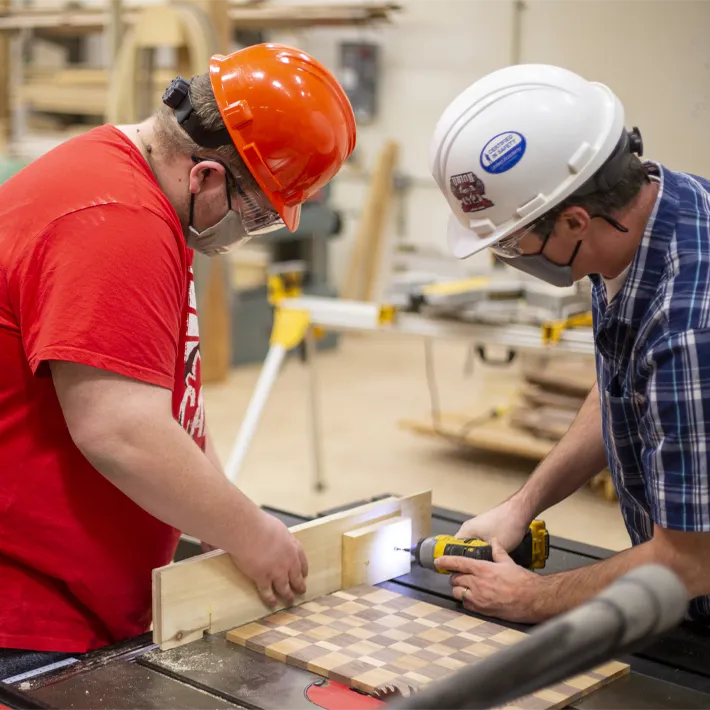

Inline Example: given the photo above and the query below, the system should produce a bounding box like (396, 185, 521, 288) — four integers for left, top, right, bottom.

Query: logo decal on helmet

(450, 171, 494, 213)
(480, 131, 526, 174)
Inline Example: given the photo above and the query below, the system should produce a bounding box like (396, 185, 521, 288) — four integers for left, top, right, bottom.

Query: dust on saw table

(227, 584, 629, 706)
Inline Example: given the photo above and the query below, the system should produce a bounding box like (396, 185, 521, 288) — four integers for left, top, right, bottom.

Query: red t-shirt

(0, 125, 206, 652)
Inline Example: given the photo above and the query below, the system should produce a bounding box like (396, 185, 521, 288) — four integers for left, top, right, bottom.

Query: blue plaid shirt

(590, 161, 710, 623)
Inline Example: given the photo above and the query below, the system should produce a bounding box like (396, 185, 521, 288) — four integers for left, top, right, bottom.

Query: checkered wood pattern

(226, 585, 629, 705)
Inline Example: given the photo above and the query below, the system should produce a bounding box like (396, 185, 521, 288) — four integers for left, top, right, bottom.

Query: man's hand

(437, 524, 710, 626)
(230, 511, 308, 609)
(456, 500, 533, 552)
(436, 538, 544, 623)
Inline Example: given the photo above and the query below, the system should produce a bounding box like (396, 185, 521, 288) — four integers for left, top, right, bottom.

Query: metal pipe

(224, 343, 287, 484)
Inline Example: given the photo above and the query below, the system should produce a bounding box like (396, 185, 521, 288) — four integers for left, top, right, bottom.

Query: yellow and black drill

(395, 520, 549, 573)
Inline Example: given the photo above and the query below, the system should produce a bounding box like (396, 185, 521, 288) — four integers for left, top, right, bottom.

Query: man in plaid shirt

(428, 64, 710, 623)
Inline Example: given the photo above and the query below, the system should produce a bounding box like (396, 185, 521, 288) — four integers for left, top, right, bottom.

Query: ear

(556, 206, 591, 241)
(188, 159, 227, 195)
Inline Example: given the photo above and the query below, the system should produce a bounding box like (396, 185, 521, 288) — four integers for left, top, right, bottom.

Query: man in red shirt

(0, 43, 356, 677)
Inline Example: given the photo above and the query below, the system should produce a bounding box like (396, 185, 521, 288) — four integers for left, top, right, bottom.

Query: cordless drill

(395, 520, 549, 573)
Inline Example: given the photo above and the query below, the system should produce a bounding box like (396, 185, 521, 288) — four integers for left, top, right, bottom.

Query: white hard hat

(429, 64, 627, 259)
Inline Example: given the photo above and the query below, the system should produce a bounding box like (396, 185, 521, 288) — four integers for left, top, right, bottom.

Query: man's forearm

(514, 382, 608, 519)
(531, 544, 657, 620)
(80, 415, 260, 553)
(531, 527, 709, 622)
(205, 428, 224, 474)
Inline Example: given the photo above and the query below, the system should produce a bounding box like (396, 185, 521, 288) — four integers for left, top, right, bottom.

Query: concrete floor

(204, 334, 630, 552)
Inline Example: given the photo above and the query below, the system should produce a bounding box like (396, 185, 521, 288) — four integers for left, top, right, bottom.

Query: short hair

(154, 73, 259, 192)
(531, 155, 650, 236)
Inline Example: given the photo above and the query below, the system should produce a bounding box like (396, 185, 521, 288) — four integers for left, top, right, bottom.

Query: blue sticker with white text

(480, 131, 526, 174)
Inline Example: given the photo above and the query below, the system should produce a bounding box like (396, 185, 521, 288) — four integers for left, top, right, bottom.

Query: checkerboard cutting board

(226, 585, 629, 706)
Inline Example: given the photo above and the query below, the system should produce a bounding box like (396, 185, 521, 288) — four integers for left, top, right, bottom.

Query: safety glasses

(234, 182, 285, 236)
(489, 210, 629, 259)
(192, 156, 285, 237)
(488, 222, 539, 258)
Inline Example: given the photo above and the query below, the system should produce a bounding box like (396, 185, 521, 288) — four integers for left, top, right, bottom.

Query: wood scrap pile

(511, 356, 594, 440)
(399, 355, 616, 502)
(511, 355, 615, 501)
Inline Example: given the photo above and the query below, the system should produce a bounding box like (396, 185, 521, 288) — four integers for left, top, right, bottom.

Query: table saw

(3, 499, 710, 710)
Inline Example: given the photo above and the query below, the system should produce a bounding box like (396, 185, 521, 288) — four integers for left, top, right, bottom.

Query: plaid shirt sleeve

(641, 328, 710, 532)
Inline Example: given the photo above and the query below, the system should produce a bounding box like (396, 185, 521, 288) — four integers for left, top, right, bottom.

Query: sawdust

(145, 647, 223, 676)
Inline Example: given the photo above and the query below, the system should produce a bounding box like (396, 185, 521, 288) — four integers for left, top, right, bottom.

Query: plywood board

(342, 517, 412, 587)
(153, 491, 432, 650)
(227, 585, 629, 705)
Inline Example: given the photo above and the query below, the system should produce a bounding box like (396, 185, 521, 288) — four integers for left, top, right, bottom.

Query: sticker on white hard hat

(449, 171, 494, 214)
(480, 131, 527, 174)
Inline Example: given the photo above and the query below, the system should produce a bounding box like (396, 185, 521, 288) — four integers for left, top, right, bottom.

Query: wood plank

(0, 3, 401, 32)
(17, 83, 107, 116)
(399, 413, 554, 461)
(342, 140, 399, 301)
(341, 517, 411, 587)
(509, 405, 576, 441)
(400, 488, 431, 543)
(523, 367, 595, 398)
(520, 384, 586, 411)
(153, 491, 432, 650)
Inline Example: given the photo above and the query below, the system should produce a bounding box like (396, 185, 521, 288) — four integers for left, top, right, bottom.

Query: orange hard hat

(209, 43, 357, 232)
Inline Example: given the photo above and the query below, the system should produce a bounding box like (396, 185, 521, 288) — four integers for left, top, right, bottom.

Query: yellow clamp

(267, 271, 326, 348)
(267, 272, 303, 306)
(378, 304, 398, 326)
(541, 311, 593, 345)
(270, 308, 311, 349)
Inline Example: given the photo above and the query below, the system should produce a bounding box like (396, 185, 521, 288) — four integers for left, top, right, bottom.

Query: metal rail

(225, 294, 596, 488)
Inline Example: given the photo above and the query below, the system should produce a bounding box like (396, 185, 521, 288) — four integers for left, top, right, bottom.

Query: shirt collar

(595, 161, 679, 328)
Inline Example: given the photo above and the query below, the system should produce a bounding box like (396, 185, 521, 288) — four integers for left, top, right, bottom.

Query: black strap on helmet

(572, 126, 644, 197)
(162, 76, 232, 149)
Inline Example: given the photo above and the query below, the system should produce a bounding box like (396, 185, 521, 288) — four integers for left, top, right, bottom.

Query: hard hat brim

(447, 213, 500, 259)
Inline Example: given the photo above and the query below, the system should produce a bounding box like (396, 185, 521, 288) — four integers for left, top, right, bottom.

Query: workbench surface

(3, 497, 710, 709)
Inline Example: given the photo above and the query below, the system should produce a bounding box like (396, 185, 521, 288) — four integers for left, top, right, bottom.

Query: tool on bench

(395, 520, 549, 572)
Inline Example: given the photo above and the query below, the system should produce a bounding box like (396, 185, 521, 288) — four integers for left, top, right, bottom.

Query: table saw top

(3, 498, 710, 710)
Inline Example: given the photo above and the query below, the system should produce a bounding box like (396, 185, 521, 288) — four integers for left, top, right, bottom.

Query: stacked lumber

(510, 357, 593, 440)
(19, 67, 176, 118)
(511, 355, 615, 501)
(399, 354, 616, 503)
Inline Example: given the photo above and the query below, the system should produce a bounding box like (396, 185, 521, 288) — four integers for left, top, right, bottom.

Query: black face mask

(495, 215, 628, 288)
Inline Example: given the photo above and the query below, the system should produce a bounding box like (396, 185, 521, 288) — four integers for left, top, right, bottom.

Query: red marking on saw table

(305, 679, 385, 709)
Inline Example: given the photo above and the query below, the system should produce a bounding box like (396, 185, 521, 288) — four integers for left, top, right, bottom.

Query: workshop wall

(271, 0, 710, 291)
(34, 0, 710, 291)
(521, 1, 710, 178)
(270, 0, 517, 286)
